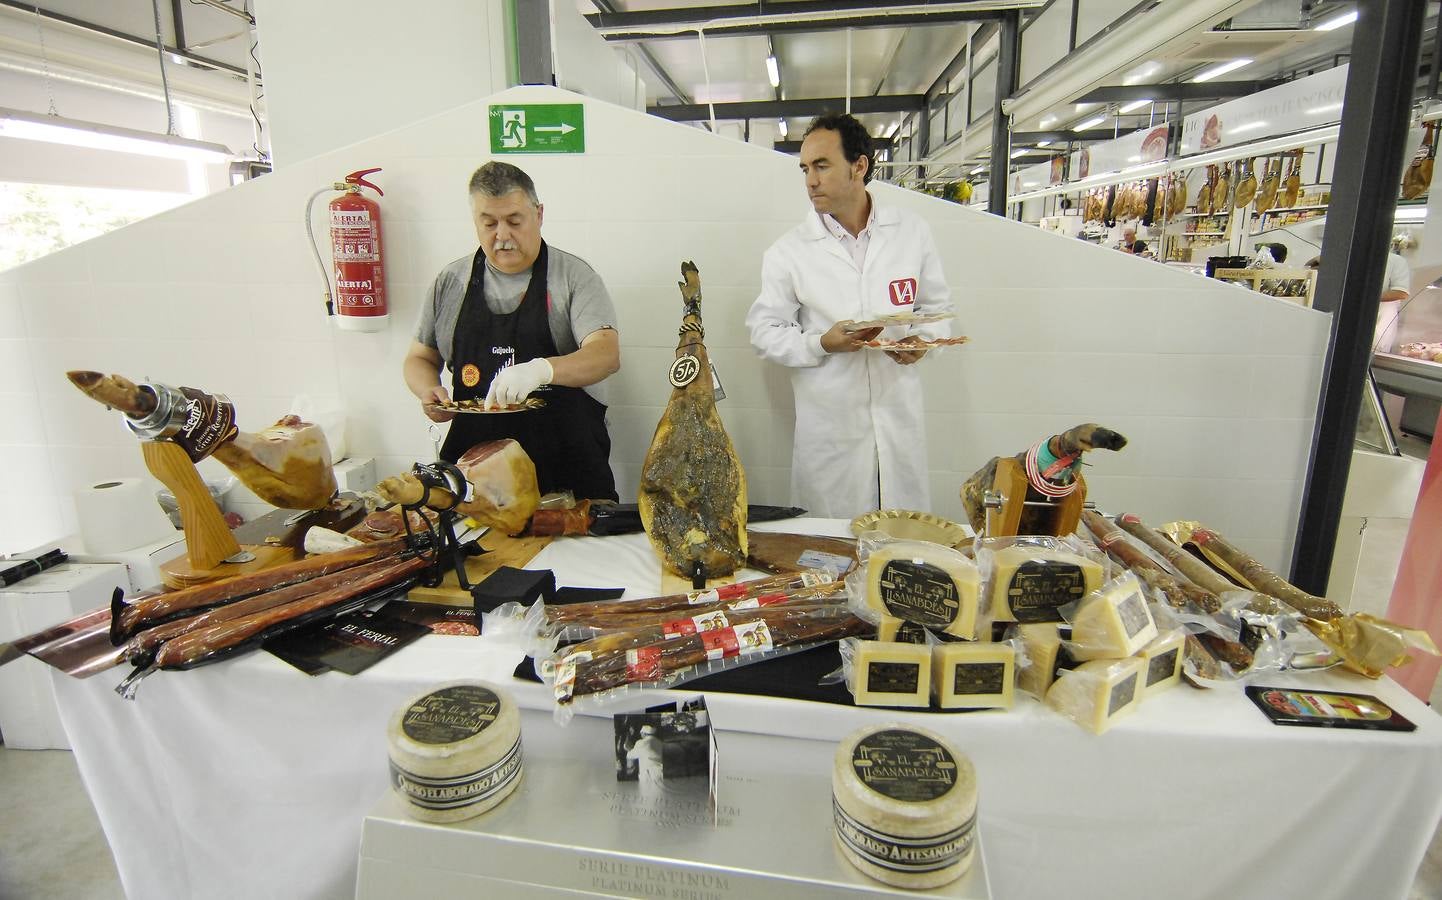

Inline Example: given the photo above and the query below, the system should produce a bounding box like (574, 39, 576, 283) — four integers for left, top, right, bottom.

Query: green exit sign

(488, 104, 586, 154)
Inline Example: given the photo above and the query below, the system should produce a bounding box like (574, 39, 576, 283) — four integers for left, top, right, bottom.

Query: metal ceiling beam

(1292, 0, 1427, 594)
(588, 0, 693, 106)
(586, 1, 1034, 29)
(0, 0, 246, 78)
(599, 11, 1016, 41)
(1074, 80, 1283, 103)
(648, 94, 926, 121)
(1011, 128, 1127, 143)
(774, 136, 894, 153)
(987, 9, 1019, 215)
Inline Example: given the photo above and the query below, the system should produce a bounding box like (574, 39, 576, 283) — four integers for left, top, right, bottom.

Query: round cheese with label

(832, 723, 978, 889)
(387, 681, 524, 823)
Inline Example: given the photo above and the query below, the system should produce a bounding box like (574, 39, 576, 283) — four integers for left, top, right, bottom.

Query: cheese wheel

(1067, 575, 1157, 660)
(865, 541, 982, 639)
(987, 546, 1105, 623)
(932, 642, 1015, 709)
(847, 640, 932, 707)
(387, 681, 524, 823)
(1137, 629, 1185, 698)
(832, 724, 978, 889)
(1045, 658, 1144, 734)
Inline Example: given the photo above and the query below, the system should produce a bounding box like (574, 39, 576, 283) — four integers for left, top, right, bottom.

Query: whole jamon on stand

(373, 439, 540, 535)
(960, 423, 1127, 536)
(637, 262, 747, 583)
(67, 371, 337, 510)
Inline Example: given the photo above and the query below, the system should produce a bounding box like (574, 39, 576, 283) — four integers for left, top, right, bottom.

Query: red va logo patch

(888, 278, 917, 306)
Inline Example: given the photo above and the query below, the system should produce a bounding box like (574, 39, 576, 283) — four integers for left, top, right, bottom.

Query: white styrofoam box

(70, 535, 187, 594)
(0, 561, 128, 749)
(335, 457, 379, 494)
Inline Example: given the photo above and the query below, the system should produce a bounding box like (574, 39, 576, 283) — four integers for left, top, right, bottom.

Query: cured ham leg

(67, 370, 337, 510)
(637, 262, 747, 580)
(373, 438, 539, 535)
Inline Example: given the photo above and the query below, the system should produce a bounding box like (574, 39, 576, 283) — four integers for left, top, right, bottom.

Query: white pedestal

(69, 535, 188, 593)
(0, 562, 128, 749)
(357, 708, 991, 899)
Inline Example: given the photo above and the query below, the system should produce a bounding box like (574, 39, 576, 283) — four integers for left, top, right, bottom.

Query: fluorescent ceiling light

(1074, 103, 1096, 113)
(1123, 61, 1162, 85)
(1036, 140, 1052, 147)
(1040, 115, 1058, 127)
(1010, 148, 1029, 158)
(970, 165, 986, 175)
(766, 55, 780, 87)
(777, 118, 788, 138)
(1076, 115, 1107, 130)
(1192, 58, 1252, 83)
(1119, 99, 1152, 114)
(1395, 207, 1427, 221)
(0, 106, 232, 162)
(1314, 10, 1358, 31)
(1022, 181, 1038, 188)
(1230, 120, 1269, 134)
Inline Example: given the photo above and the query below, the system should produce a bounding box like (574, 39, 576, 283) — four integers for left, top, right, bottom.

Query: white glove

(484, 357, 553, 409)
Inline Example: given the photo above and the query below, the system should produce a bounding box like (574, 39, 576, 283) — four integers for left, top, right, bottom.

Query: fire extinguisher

(306, 167, 388, 332)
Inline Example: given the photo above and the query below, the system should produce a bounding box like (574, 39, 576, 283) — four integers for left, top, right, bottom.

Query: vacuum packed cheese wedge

(1017, 623, 1068, 698)
(1067, 574, 1157, 660)
(865, 541, 982, 639)
(833, 724, 978, 889)
(877, 614, 931, 644)
(932, 642, 1015, 709)
(848, 640, 932, 707)
(387, 681, 523, 823)
(988, 545, 1105, 623)
(1045, 658, 1144, 734)
(1137, 629, 1185, 697)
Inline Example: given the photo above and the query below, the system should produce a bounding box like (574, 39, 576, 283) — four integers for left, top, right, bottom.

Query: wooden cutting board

(405, 533, 554, 605)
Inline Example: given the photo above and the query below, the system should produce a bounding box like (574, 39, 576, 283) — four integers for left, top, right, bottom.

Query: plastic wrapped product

(1062, 573, 1157, 661)
(854, 536, 983, 640)
(976, 537, 1106, 624)
(832, 724, 978, 889)
(840, 638, 933, 708)
(1045, 658, 1145, 734)
(931, 642, 1015, 710)
(387, 681, 523, 823)
(877, 614, 933, 644)
(1137, 629, 1186, 698)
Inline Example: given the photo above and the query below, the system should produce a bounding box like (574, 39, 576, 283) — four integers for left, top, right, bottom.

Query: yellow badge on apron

(460, 363, 481, 388)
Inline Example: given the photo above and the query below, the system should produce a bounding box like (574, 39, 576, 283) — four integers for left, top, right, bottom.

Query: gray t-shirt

(415, 246, 618, 401)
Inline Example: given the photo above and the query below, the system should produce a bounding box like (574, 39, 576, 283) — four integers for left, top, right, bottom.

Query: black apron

(440, 243, 618, 501)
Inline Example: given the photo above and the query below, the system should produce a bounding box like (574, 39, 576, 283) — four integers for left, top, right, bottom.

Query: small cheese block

(1136, 629, 1185, 698)
(1016, 623, 1079, 698)
(833, 724, 978, 890)
(877, 614, 931, 644)
(865, 540, 982, 640)
(847, 640, 932, 707)
(1045, 658, 1145, 734)
(387, 681, 524, 823)
(932, 642, 1015, 709)
(988, 546, 1105, 623)
(1067, 576, 1157, 661)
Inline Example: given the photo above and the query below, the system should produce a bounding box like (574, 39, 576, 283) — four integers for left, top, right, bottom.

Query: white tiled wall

(0, 86, 1332, 572)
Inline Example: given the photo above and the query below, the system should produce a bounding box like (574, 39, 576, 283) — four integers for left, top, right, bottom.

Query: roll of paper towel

(75, 478, 177, 554)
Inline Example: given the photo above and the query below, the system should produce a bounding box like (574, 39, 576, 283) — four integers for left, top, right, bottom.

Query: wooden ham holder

(142, 441, 290, 589)
(982, 457, 1088, 538)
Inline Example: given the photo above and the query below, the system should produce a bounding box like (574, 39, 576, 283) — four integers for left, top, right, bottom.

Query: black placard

(877, 560, 961, 627)
(1146, 648, 1180, 686)
(849, 729, 957, 802)
(866, 660, 921, 694)
(1107, 672, 1138, 717)
(953, 661, 1005, 696)
(1007, 560, 1088, 623)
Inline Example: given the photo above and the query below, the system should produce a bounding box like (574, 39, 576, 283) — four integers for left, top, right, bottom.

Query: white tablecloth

(49, 521, 1442, 900)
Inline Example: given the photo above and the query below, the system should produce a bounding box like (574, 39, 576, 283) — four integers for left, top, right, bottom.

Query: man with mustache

(746, 113, 953, 517)
(404, 161, 621, 500)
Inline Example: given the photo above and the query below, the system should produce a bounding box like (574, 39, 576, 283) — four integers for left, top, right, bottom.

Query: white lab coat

(747, 195, 953, 518)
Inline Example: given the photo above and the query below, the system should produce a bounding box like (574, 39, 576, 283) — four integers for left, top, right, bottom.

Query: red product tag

(715, 583, 750, 600)
(625, 646, 663, 682)
(755, 593, 789, 607)
(700, 628, 740, 660)
(662, 618, 696, 639)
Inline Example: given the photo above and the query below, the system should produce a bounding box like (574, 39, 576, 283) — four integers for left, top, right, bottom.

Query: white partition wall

(0, 86, 1331, 571)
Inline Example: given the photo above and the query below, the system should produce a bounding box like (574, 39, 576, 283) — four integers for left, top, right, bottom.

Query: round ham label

(851, 729, 958, 803)
(402, 685, 500, 744)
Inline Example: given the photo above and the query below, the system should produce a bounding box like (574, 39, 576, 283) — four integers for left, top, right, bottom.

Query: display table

(47, 520, 1442, 900)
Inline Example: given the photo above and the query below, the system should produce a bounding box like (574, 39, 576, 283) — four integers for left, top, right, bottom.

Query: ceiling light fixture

(777, 118, 788, 138)
(1119, 99, 1152, 114)
(970, 165, 986, 175)
(766, 55, 780, 88)
(1192, 58, 1253, 83)
(0, 106, 233, 162)
(1314, 10, 1359, 31)
(1011, 148, 1029, 158)
(1075, 115, 1107, 130)
(1123, 61, 1162, 85)
(1036, 140, 1052, 147)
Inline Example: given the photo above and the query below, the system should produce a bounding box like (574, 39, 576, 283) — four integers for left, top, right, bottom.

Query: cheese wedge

(865, 541, 982, 640)
(1016, 623, 1079, 698)
(1067, 575, 1157, 661)
(877, 614, 931, 644)
(1045, 658, 1144, 734)
(932, 642, 1015, 709)
(987, 545, 1105, 623)
(832, 724, 978, 889)
(387, 681, 523, 823)
(1137, 629, 1185, 698)
(847, 640, 932, 708)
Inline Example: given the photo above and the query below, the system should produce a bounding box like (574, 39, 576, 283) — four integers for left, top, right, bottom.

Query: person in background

(403, 161, 621, 500)
(1131, 239, 1154, 259)
(1120, 226, 1137, 252)
(1263, 243, 1288, 265)
(1377, 243, 1411, 353)
(746, 113, 953, 518)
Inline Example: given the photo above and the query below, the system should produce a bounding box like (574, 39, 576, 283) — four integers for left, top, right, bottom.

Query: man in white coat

(747, 113, 952, 518)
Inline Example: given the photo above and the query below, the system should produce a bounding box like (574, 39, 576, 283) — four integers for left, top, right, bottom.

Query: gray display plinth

(357, 707, 991, 898)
